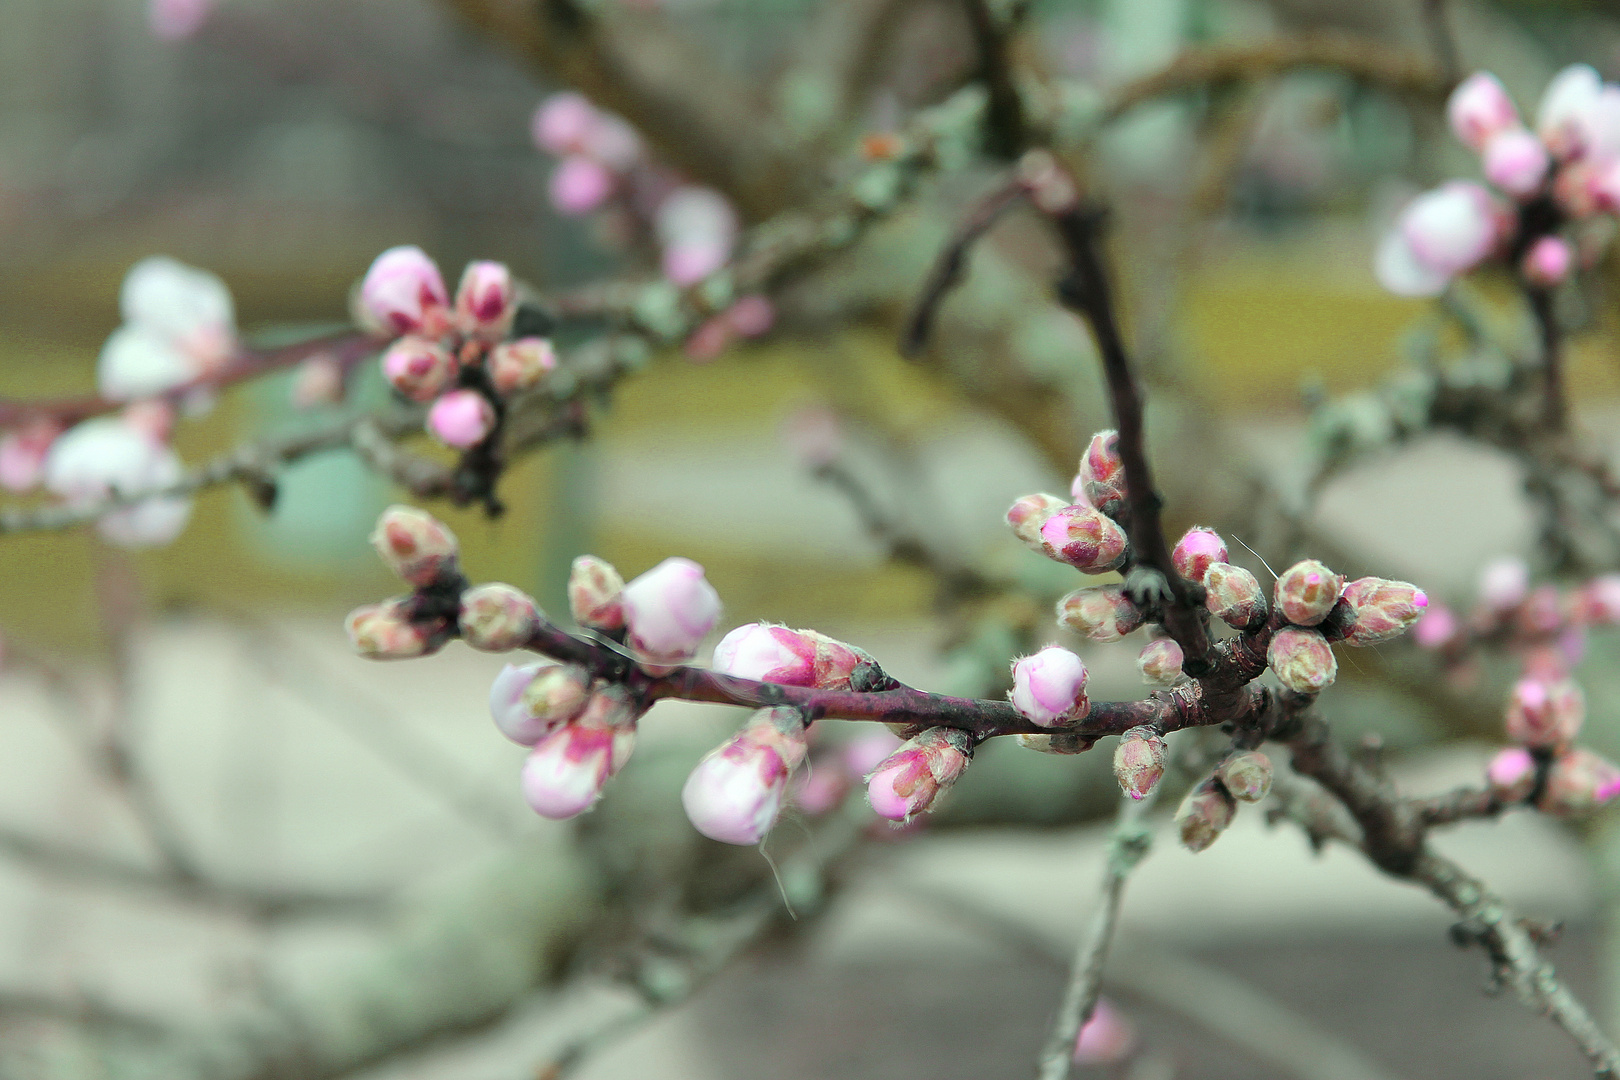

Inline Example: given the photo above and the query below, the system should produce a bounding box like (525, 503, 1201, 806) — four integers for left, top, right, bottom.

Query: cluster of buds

(360, 246, 557, 452)
(1378, 65, 1620, 297)
(564, 551, 722, 666)
(1175, 750, 1274, 852)
(1265, 556, 1427, 695)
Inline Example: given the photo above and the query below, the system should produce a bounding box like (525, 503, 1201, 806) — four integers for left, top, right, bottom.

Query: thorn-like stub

(1124, 566, 1172, 610)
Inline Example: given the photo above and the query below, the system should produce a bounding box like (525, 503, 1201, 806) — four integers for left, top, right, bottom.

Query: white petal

(1374, 228, 1449, 297)
(97, 325, 196, 401)
(120, 256, 234, 341)
(44, 419, 191, 548)
(1537, 64, 1602, 157)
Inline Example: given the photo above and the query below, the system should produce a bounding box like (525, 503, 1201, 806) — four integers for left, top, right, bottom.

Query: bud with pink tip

(1057, 585, 1145, 642)
(622, 557, 722, 664)
(712, 623, 870, 690)
(1073, 1000, 1136, 1066)
(532, 92, 598, 155)
(1487, 746, 1538, 803)
(1113, 726, 1166, 800)
(1216, 751, 1273, 803)
(1077, 430, 1126, 509)
(549, 156, 617, 216)
(1172, 526, 1228, 584)
(567, 555, 625, 631)
(454, 261, 515, 338)
(459, 583, 541, 651)
(1204, 562, 1267, 628)
(488, 337, 557, 395)
(1482, 128, 1549, 198)
(521, 686, 640, 819)
(1539, 748, 1620, 816)
(1479, 556, 1529, 610)
(1376, 182, 1500, 297)
(866, 727, 972, 822)
(1521, 235, 1573, 288)
(1340, 577, 1428, 644)
(1267, 626, 1337, 694)
(359, 245, 449, 337)
(381, 337, 457, 403)
(1039, 505, 1129, 572)
(1537, 64, 1603, 161)
(370, 504, 459, 587)
(427, 389, 497, 450)
(1176, 776, 1237, 852)
(1010, 646, 1090, 727)
(1136, 638, 1183, 686)
(1274, 559, 1344, 627)
(1006, 493, 1068, 551)
(1505, 677, 1584, 749)
(346, 598, 444, 659)
(1413, 602, 1459, 648)
(682, 707, 809, 843)
(488, 662, 590, 745)
(1448, 72, 1521, 151)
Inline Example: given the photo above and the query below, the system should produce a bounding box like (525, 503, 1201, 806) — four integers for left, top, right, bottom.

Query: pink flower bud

(622, 557, 722, 664)
(1172, 526, 1228, 583)
(1487, 746, 1537, 803)
(427, 389, 497, 450)
(1274, 559, 1345, 627)
(1521, 235, 1573, 288)
(521, 687, 639, 819)
(1340, 577, 1428, 645)
(1203, 562, 1267, 629)
(1516, 585, 1566, 638)
(488, 662, 589, 745)
(1113, 726, 1166, 800)
(662, 239, 730, 286)
(1412, 602, 1459, 649)
(487, 337, 557, 396)
(1040, 505, 1129, 572)
(454, 260, 515, 337)
(1267, 626, 1337, 694)
(1073, 1000, 1136, 1066)
(712, 623, 870, 689)
(1176, 776, 1236, 852)
(1448, 72, 1521, 151)
(1217, 750, 1273, 803)
(346, 598, 443, 660)
(370, 504, 459, 587)
(1006, 493, 1068, 551)
(682, 707, 810, 843)
(359, 245, 449, 337)
(726, 295, 775, 338)
(1077, 429, 1126, 509)
(1479, 556, 1529, 610)
(0, 421, 61, 493)
(1010, 646, 1090, 727)
(1483, 128, 1549, 198)
(1136, 638, 1183, 686)
(1576, 574, 1620, 625)
(1056, 585, 1145, 642)
(531, 92, 598, 156)
(1505, 678, 1583, 749)
(1537, 64, 1603, 161)
(459, 583, 541, 651)
(1399, 182, 1499, 277)
(549, 156, 617, 215)
(1539, 748, 1620, 816)
(568, 555, 626, 631)
(381, 337, 458, 403)
(865, 727, 972, 822)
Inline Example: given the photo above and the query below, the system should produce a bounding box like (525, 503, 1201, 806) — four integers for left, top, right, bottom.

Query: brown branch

(1529, 285, 1566, 431)
(962, 0, 1026, 158)
(899, 179, 1027, 358)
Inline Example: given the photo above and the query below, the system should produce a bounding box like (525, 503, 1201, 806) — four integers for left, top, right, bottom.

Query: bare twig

(962, 0, 1025, 158)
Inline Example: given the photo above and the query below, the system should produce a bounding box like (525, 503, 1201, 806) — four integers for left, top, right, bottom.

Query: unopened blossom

(99, 256, 236, 401)
(149, 0, 213, 40)
(1539, 748, 1620, 816)
(1522, 235, 1573, 287)
(453, 260, 515, 338)
(488, 337, 557, 395)
(346, 598, 443, 660)
(712, 623, 870, 689)
(1039, 504, 1129, 572)
(531, 92, 598, 156)
(427, 389, 497, 450)
(488, 662, 589, 745)
(459, 583, 541, 651)
(1010, 646, 1090, 727)
(1057, 585, 1144, 642)
(358, 245, 450, 337)
(1176, 776, 1237, 852)
(1482, 128, 1550, 198)
(1076, 429, 1125, 509)
(550, 156, 617, 215)
(1516, 585, 1566, 638)
(381, 337, 458, 403)
(656, 186, 738, 286)
(1536, 64, 1604, 161)
(1577, 575, 1620, 624)
(1267, 626, 1337, 694)
(1073, 1000, 1136, 1066)
(43, 418, 191, 548)
(568, 555, 626, 631)
(1412, 602, 1459, 649)
(1480, 556, 1530, 610)
(1340, 577, 1428, 645)
(0, 420, 62, 493)
(682, 707, 809, 843)
(1504, 677, 1584, 749)
(1274, 559, 1344, 627)
(1006, 493, 1067, 551)
(1172, 526, 1227, 584)
(1486, 746, 1538, 803)
(1136, 638, 1183, 686)
(1204, 562, 1267, 628)
(865, 727, 972, 822)
(1216, 751, 1273, 803)
(621, 557, 722, 664)
(1113, 727, 1166, 800)
(521, 687, 640, 819)
(1448, 72, 1520, 152)
(1375, 182, 1499, 297)
(369, 504, 458, 587)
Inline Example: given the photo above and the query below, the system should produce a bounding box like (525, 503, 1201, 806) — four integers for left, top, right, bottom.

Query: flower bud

(1577, 574, 1620, 625)
(1136, 638, 1183, 686)
(865, 727, 972, 822)
(682, 707, 809, 844)
(359, 245, 449, 337)
(1340, 577, 1428, 645)
(1073, 1000, 1136, 1066)
(1448, 72, 1521, 151)
(1056, 585, 1145, 642)
(1039, 505, 1129, 572)
(1479, 556, 1528, 610)
(1399, 182, 1499, 276)
(532, 92, 597, 155)
(1077, 430, 1125, 510)
(1006, 492, 1068, 551)
(1521, 235, 1573, 287)
(622, 557, 722, 664)
(1486, 746, 1537, 803)
(427, 389, 497, 450)
(1504, 677, 1583, 749)
(1010, 646, 1090, 727)
(381, 337, 457, 403)
(459, 583, 540, 651)
(1176, 776, 1236, 853)
(1267, 626, 1337, 694)
(1516, 585, 1565, 638)
(521, 686, 639, 819)
(1274, 559, 1344, 627)
(549, 156, 617, 215)
(488, 661, 589, 745)
(1216, 750, 1273, 803)
(712, 623, 870, 690)
(1482, 127, 1549, 198)
(1540, 748, 1620, 816)
(1412, 602, 1459, 649)
(1203, 562, 1267, 628)
(346, 598, 442, 659)
(1537, 63, 1602, 161)
(487, 337, 557, 395)
(454, 260, 515, 337)
(568, 555, 625, 631)
(1172, 526, 1227, 584)
(370, 504, 459, 587)
(1113, 726, 1166, 801)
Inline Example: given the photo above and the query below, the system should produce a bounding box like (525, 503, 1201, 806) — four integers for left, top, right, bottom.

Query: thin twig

(962, 0, 1026, 158)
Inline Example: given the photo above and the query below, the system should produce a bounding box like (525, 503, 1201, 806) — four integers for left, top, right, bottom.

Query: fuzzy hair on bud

(370, 505, 459, 587)
(520, 686, 640, 820)
(1341, 577, 1428, 645)
(1203, 562, 1267, 628)
(1039, 504, 1129, 572)
(1274, 560, 1345, 627)
(459, 583, 541, 652)
(346, 598, 443, 660)
(1267, 626, 1337, 694)
(489, 662, 588, 745)
(1172, 527, 1228, 584)
(1113, 727, 1166, 801)
(488, 337, 557, 395)
(1216, 751, 1273, 803)
(1136, 638, 1184, 686)
(866, 727, 972, 822)
(681, 707, 809, 843)
(1056, 585, 1145, 643)
(1486, 746, 1538, 803)
(1539, 748, 1620, 816)
(1006, 493, 1068, 551)
(1176, 776, 1237, 853)
(1505, 677, 1584, 749)
(622, 557, 722, 664)
(1078, 430, 1126, 510)
(1009, 646, 1090, 727)
(567, 555, 625, 631)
